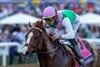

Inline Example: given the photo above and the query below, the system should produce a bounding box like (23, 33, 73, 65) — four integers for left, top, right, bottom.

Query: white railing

(0, 42, 23, 66)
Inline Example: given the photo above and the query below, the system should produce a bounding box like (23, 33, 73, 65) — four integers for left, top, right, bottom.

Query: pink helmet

(43, 6, 56, 19)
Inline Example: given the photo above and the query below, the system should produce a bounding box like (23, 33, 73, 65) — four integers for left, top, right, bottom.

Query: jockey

(42, 6, 84, 65)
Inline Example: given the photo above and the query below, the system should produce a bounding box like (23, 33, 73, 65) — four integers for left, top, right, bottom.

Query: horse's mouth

(21, 52, 30, 60)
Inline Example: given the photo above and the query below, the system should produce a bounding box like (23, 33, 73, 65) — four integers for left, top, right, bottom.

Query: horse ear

(41, 20, 45, 28)
(28, 22, 32, 28)
(34, 20, 39, 27)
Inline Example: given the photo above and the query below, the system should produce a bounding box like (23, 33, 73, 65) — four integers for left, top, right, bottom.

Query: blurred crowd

(0, 24, 27, 42)
(0, 0, 100, 19)
(77, 24, 100, 38)
(0, 0, 100, 65)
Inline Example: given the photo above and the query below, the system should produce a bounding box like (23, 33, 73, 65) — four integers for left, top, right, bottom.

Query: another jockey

(42, 6, 84, 65)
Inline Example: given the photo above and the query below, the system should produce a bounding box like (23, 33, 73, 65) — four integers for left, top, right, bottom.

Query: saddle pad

(77, 38, 94, 64)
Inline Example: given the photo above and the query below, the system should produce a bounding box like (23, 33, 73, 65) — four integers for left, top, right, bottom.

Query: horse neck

(41, 32, 55, 54)
(37, 32, 57, 67)
(39, 29, 55, 52)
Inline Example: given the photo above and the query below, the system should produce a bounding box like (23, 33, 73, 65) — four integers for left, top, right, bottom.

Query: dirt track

(0, 64, 39, 67)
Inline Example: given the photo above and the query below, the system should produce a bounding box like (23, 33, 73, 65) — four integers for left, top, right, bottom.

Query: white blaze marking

(26, 32, 33, 44)
(21, 46, 28, 54)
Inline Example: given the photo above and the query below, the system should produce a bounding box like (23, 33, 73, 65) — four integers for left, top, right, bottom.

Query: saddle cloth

(64, 38, 94, 67)
(76, 38, 94, 65)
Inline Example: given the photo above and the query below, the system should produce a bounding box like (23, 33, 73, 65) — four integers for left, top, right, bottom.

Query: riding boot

(68, 39, 84, 65)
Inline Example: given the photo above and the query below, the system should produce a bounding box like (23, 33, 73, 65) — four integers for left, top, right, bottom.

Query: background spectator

(9, 31, 22, 64)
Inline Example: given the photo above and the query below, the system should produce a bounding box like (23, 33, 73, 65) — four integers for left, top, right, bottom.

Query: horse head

(21, 20, 55, 59)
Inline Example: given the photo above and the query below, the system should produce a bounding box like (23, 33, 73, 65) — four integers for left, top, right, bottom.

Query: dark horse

(21, 20, 99, 67)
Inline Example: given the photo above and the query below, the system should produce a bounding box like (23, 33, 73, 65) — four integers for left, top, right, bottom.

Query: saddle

(60, 38, 94, 66)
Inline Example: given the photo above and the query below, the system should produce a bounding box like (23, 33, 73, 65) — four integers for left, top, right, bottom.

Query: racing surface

(0, 64, 39, 67)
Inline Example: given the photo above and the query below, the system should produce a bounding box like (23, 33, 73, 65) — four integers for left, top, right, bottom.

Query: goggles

(44, 17, 54, 22)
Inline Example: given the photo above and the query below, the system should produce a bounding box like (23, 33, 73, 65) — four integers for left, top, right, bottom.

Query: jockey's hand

(51, 35, 60, 41)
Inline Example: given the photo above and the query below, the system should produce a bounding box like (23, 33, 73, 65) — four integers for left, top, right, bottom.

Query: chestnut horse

(21, 20, 99, 67)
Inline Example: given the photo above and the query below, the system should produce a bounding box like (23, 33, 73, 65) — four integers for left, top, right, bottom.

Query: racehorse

(21, 20, 99, 67)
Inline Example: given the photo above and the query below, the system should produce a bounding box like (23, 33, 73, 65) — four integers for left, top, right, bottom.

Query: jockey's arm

(61, 18, 75, 39)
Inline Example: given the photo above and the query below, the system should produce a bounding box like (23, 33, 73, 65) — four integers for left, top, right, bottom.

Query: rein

(30, 27, 58, 54)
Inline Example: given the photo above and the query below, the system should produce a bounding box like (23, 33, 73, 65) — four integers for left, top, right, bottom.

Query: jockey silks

(50, 10, 76, 30)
